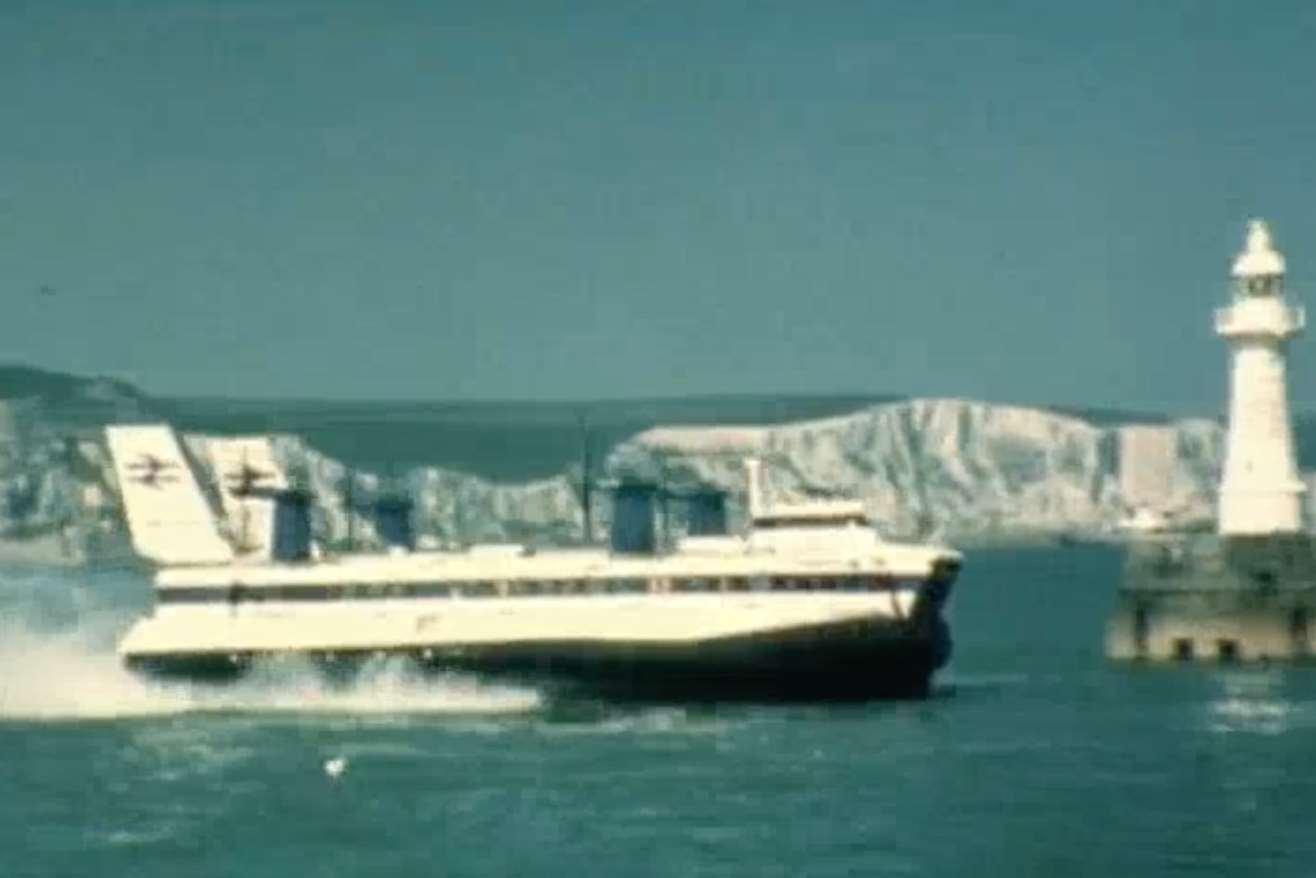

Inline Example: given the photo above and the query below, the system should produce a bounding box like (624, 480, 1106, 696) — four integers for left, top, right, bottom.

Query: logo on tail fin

(106, 425, 235, 567)
(124, 453, 180, 488)
(225, 460, 276, 496)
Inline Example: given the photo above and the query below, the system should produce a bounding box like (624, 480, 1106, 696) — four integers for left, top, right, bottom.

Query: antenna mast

(342, 468, 355, 552)
(579, 411, 593, 544)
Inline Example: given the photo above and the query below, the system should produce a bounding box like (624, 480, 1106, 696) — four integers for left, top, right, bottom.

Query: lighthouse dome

(1231, 219, 1286, 278)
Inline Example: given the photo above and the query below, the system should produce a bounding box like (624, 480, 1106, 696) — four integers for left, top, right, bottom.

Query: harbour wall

(1107, 535, 1316, 662)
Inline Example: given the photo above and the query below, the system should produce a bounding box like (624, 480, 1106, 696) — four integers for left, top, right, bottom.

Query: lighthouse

(1107, 219, 1316, 665)
(1216, 219, 1307, 536)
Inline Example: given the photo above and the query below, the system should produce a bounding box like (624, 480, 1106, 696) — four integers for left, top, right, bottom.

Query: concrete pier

(1107, 535, 1316, 662)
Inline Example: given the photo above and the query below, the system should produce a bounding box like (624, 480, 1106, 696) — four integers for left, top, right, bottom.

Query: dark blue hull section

(125, 616, 952, 703)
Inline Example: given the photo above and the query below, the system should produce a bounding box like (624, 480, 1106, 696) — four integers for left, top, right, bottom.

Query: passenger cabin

(746, 498, 878, 556)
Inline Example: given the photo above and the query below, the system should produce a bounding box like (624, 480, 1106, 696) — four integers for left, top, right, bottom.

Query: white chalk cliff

(0, 396, 1268, 562)
(609, 399, 1225, 543)
(198, 400, 1231, 548)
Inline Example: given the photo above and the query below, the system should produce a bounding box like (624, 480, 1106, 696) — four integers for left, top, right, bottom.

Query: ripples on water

(3, 548, 1316, 877)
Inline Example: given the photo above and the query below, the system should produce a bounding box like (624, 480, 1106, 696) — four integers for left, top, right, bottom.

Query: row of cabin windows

(158, 575, 905, 605)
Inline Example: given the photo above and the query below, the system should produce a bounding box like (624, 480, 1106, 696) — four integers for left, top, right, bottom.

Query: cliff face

(200, 400, 1227, 549)
(0, 396, 126, 564)
(263, 435, 584, 550)
(610, 399, 1225, 543)
(0, 395, 1242, 563)
(0, 399, 70, 539)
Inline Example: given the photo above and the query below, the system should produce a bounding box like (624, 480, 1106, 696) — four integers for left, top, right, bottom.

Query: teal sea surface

(3, 547, 1315, 877)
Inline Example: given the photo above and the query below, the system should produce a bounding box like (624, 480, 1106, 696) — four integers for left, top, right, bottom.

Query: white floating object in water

(323, 756, 348, 780)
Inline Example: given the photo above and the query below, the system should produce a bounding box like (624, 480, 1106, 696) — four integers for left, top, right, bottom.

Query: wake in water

(0, 622, 544, 721)
(0, 568, 543, 721)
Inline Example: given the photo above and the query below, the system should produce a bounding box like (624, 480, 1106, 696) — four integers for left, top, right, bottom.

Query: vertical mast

(343, 468, 355, 551)
(1215, 219, 1306, 535)
(579, 411, 593, 544)
(744, 457, 765, 521)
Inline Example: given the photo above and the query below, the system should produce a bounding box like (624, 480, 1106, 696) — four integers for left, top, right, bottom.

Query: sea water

(3, 546, 1315, 877)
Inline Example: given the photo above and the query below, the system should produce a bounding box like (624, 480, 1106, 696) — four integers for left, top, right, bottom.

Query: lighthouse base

(1107, 534, 1316, 663)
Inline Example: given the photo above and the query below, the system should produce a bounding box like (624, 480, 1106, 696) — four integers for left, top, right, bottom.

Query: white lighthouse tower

(1216, 219, 1307, 536)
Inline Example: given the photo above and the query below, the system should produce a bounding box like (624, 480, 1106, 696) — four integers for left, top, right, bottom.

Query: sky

(4, 0, 1316, 413)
